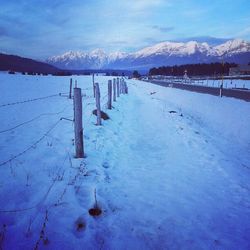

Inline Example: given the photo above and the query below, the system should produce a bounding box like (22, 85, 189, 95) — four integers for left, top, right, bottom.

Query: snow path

(81, 81, 250, 250)
(0, 75, 249, 250)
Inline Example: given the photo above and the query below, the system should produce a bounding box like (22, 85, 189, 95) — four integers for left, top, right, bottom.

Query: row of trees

(149, 62, 237, 76)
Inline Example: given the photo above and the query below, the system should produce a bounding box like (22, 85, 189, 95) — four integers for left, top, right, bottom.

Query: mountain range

(47, 39, 250, 71)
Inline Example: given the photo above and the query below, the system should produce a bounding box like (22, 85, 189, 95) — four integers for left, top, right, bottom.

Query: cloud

(176, 36, 232, 45)
(0, 0, 249, 59)
(151, 25, 174, 33)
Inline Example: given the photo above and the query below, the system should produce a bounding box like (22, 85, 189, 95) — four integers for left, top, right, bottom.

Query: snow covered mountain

(214, 39, 250, 56)
(47, 39, 250, 70)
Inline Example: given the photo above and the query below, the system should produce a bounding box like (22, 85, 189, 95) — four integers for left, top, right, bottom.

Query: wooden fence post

(92, 74, 96, 98)
(219, 83, 223, 97)
(125, 82, 128, 94)
(95, 83, 101, 125)
(108, 80, 112, 109)
(120, 78, 122, 95)
(121, 79, 124, 94)
(117, 78, 120, 98)
(124, 81, 126, 94)
(73, 87, 84, 158)
(120, 79, 123, 94)
(121, 79, 123, 94)
(69, 78, 72, 99)
(123, 80, 125, 94)
(113, 78, 116, 102)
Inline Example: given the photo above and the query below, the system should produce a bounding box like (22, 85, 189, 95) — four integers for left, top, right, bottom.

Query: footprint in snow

(73, 217, 86, 238)
(104, 172, 111, 183)
(102, 162, 109, 169)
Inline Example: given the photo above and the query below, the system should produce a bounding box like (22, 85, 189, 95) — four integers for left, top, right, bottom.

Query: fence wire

(0, 93, 66, 108)
(0, 119, 62, 167)
(0, 104, 71, 134)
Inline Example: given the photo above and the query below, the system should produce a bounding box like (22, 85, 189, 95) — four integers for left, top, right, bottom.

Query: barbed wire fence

(0, 105, 71, 134)
(0, 93, 68, 108)
(0, 76, 129, 250)
(0, 76, 129, 186)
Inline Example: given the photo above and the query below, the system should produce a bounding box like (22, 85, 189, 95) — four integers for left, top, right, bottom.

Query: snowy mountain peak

(215, 39, 250, 56)
(63, 50, 83, 57)
(48, 50, 87, 63)
(134, 40, 214, 57)
(89, 48, 107, 57)
(109, 51, 128, 60)
(47, 39, 250, 70)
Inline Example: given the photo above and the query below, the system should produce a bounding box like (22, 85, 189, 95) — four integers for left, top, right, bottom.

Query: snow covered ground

(0, 73, 249, 250)
(191, 79, 250, 89)
(154, 77, 250, 89)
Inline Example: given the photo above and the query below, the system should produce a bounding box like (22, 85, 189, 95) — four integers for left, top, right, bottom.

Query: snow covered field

(154, 77, 250, 89)
(0, 73, 250, 250)
(191, 79, 250, 89)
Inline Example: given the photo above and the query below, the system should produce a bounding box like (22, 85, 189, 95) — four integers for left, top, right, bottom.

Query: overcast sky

(0, 0, 250, 59)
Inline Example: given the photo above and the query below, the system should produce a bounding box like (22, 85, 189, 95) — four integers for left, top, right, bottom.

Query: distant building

(229, 65, 250, 76)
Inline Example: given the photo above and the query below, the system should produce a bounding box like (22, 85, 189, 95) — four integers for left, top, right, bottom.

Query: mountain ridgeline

(0, 53, 59, 74)
(47, 39, 250, 71)
(1, 38, 249, 75)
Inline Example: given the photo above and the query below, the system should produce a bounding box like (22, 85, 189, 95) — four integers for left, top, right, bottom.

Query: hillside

(0, 53, 59, 74)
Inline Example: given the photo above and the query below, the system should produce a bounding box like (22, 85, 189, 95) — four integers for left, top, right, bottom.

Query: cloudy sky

(0, 0, 250, 59)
